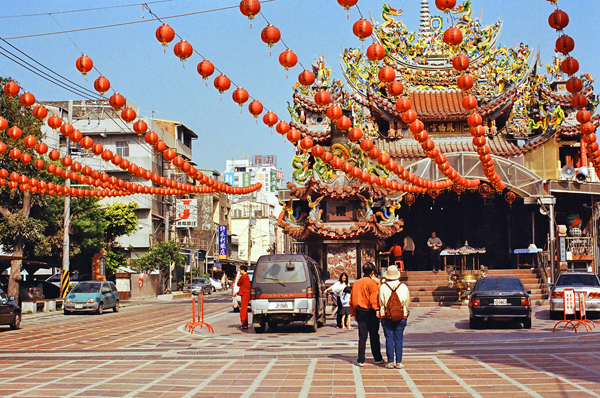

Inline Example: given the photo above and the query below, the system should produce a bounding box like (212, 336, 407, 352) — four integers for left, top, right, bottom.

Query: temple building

(279, 1, 598, 283)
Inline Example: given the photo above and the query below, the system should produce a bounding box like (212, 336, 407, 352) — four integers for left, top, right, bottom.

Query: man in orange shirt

(350, 262, 383, 366)
(237, 265, 251, 330)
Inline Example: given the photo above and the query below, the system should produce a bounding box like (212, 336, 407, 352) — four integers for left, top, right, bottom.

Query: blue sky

(0, 0, 598, 182)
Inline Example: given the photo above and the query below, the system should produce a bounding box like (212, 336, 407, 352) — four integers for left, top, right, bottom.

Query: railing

(291, 242, 307, 255)
(175, 237, 209, 249)
(565, 236, 593, 257)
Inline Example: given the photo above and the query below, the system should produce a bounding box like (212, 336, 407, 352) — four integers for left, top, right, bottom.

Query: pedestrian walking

(403, 235, 415, 270)
(340, 286, 352, 329)
(324, 272, 349, 328)
(379, 265, 410, 369)
(236, 265, 251, 330)
(350, 262, 383, 367)
(427, 232, 443, 272)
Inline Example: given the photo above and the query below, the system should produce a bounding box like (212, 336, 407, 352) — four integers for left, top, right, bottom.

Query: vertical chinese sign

(218, 225, 227, 260)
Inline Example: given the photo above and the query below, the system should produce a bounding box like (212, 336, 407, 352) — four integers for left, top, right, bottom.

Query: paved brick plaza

(1, 291, 599, 397)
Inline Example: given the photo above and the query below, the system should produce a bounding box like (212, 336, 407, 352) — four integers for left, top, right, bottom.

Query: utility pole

(60, 100, 73, 298)
(247, 199, 252, 268)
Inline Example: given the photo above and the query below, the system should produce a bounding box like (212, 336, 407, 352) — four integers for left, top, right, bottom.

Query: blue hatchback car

(64, 281, 120, 315)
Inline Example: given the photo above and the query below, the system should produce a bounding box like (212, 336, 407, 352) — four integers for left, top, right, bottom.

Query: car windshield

(476, 278, 523, 292)
(72, 282, 101, 293)
(191, 279, 208, 284)
(255, 261, 307, 283)
(556, 274, 600, 287)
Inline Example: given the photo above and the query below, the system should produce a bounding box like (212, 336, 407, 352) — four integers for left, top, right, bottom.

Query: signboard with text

(218, 225, 227, 259)
(242, 172, 251, 187)
(175, 199, 198, 228)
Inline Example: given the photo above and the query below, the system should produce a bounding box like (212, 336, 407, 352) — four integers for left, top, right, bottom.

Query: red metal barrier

(553, 288, 577, 332)
(183, 293, 214, 334)
(574, 291, 596, 332)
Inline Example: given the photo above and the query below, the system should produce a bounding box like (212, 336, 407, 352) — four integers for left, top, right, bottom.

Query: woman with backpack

(378, 265, 410, 369)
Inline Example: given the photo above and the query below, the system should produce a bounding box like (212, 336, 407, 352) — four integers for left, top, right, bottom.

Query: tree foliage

(104, 202, 138, 245)
(130, 241, 185, 274)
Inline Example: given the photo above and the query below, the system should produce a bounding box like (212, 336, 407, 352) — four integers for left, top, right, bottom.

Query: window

(116, 141, 129, 157)
(336, 206, 347, 217)
(234, 209, 241, 218)
(254, 210, 262, 218)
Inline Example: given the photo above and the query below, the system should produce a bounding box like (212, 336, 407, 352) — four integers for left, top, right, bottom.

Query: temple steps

(401, 269, 548, 307)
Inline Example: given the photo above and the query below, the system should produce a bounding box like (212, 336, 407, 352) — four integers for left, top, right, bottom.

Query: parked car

(64, 281, 120, 315)
(549, 272, 600, 320)
(0, 287, 21, 330)
(468, 276, 532, 329)
(208, 277, 223, 292)
(0, 276, 44, 302)
(183, 278, 212, 296)
(232, 270, 253, 312)
(250, 254, 327, 333)
(29, 280, 61, 300)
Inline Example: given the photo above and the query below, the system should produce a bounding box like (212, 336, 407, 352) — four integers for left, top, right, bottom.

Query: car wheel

(97, 302, 104, 315)
(233, 307, 240, 313)
(550, 310, 562, 320)
(113, 301, 120, 313)
(64, 309, 72, 315)
(308, 309, 318, 332)
(523, 317, 532, 329)
(255, 317, 266, 334)
(469, 317, 482, 329)
(268, 321, 277, 330)
(318, 304, 326, 327)
(212, 286, 216, 292)
(10, 312, 21, 330)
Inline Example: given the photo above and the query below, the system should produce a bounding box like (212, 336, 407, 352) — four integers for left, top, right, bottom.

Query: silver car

(184, 278, 212, 295)
(549, 272, 600, 319)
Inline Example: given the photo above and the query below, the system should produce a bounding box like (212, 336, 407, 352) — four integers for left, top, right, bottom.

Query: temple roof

(287, 176, 389, 200)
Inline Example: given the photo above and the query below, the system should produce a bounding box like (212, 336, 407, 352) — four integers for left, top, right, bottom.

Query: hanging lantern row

(434, 4, 504, 192)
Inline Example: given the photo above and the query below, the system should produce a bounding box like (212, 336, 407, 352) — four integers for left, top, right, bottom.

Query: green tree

(130, 241, 185, 293)
(103, 202, 138, 275)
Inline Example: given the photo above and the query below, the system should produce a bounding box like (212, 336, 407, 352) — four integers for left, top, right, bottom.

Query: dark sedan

(0, 287, 21, 330)
(469, 276, 532, 329)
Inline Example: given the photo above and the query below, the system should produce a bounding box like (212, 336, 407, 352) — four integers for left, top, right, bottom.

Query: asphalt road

(1, 289, 599, 397)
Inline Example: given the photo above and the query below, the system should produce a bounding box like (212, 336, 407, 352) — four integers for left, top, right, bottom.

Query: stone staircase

(402, 268, 548, 307)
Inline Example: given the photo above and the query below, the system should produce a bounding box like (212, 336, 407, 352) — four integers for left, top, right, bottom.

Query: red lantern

(213, 74, 231, 93)
(61, 156, 73, 167)
(239, 0, 261, 19)
(156, 24, 175, 47)
(336, 116, 352, 131)
(337, 0, 358, 10)
(331, 157, 344, 169)
(452, 54, 470, 71)
(443, 27, 462, 46)
(368, 147, 381, 159)
(548, 9, 569, 30)
(566, 77, 583, 93)
(276, 121, 290, 135)
(298, 70, 315, 86)
(19, 92, 35, 108)
(80, 136, 93, 150)
(121, 107, 137, 123)
(478, 183, 491, 197)
(471, 125, 485, 137)
(248, 100, 263, 117)
(435, 0, 456, 10)
(7, 126, 22, 140)
(583, 133, 596, 144)
(321, 151, 333, 163)
(47, 115, 62, 130)
(326, 105, 343, 121)
(0, 142, 6, 153)
(172, 156, 184, 168)
(163, 148, 176, 161)
(402, 109, 417, 124)
(91, 143, 104, 155)
(60, 123, 74, 137)
(311, 145, 324, 158)
(387, 81, 404, 97)
(75, 55, 93, 75)
(580, 122, 595, 135)
(377, 153, 390, 165)
(261, 24, 280, 47)
(133, 120, 148, 136)
(71, 129, 82, 142)
(409, 120, 424, 134)
(93, 76, 111, 95)
(109, 93, 126, 110)
(279, 49, 298, 70)
(462, 95, 478, 110)
(31, 105, 47, 120)
(561, 57, 579, 76)
(467, 113, 482, 127)
(197, 60, 215, 80)
(395, 97, 412, 113)
(101, 150, 113, 162)
(34, 159, 44, 169)
(555, 35, 575, 55)
(9, 148, 21, 159)
(3, 81, 19, 97)
(300, 137, 313, 150)
(571, 94, 588, 109)
(23, 136, 36, 148)
(366, 43, 386, 62)
(35, 142, 48, 154)
(348, 127, 363, 141)
(314, 91, 331, 107)
(473, 136, 486, 147)
(173, 40, 193, 62)
(262, 112, 278, 127)
(360, 139, 374, 152)
(232, 87, 249, 107)
(352, 18, 372, 41)
(576, 110, 592, 124)
(286, 129, 301, 143)
(421, 139, 435, 152)
(403, 193, 415, 206)
(378, 66, 396, 83)
(457, 74, 474, 91)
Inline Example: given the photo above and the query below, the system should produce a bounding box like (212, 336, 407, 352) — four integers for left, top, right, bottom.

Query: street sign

(563, 288, 575, 315)
(218, 225, 227, 259)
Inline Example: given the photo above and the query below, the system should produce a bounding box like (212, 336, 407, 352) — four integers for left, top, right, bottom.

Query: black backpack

(384, 282, 404, 322)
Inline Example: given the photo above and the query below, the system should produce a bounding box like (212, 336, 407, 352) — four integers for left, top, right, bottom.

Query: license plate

(75, 304, 83, 309)
(270, 302, 292, 310)
(493, 299, 507, 306)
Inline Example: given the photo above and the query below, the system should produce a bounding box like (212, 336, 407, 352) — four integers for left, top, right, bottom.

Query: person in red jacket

(237, 265, 251, 330)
